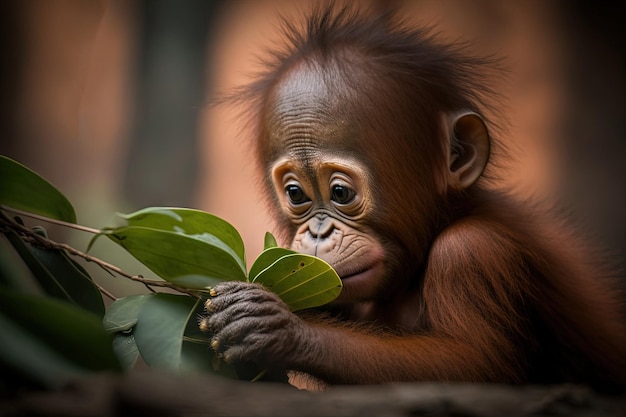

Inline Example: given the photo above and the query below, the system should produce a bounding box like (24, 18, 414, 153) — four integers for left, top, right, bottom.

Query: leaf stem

(0, 204, 100, 234)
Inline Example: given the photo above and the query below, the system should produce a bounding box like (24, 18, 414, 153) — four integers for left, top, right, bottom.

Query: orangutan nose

(299, 215, 337, 256)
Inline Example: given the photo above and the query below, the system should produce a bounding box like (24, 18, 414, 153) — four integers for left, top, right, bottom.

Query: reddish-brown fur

(204, 5, 626, 392)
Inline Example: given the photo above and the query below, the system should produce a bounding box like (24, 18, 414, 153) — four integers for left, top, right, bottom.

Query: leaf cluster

(0, 155, 341, 390)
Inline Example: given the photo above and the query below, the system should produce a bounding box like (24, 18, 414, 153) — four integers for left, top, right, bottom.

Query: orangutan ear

(447, 111, 490, 189)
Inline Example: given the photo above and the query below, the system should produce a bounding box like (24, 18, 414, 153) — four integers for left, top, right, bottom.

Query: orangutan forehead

(264, 61, 363, 163)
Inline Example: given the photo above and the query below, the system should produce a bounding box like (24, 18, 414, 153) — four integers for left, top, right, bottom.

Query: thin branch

(96, 283, 117, 301)
(0, 213, 203, 299)
(0, 205, 101, 234)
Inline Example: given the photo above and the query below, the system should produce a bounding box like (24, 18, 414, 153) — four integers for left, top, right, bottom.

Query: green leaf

(133, 293, 199, 372)
(103, 295, 151, 370)
(170, 274, 224, 290)
(249, 246, 296, 283)
(4, 230, 68, 296)
(0, 312, 88, 388)
(112, 333, 140, 371)
(0, 232, 44, 295)
(254, 254, 342, 311)
(263, 232, 278, 249)
(115, 207, 245, 270)
(103, 294, 150, 332)
(4, 230, 105, 316)
(0, 289, 121, 377)
(0, 155, 76, 223)
(179, 307, 238, 378)
(30, 246, 104, 316)
(179, 339, 237, 378)
(104, 226, 247, 282)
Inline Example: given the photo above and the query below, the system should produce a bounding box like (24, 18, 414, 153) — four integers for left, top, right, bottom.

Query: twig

(0, 210, 203, 299)
(0, 204, 100, 234)
(96, 283, 117, 301)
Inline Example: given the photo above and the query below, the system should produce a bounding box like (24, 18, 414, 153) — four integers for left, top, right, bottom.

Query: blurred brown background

(1, 0, 623, 294)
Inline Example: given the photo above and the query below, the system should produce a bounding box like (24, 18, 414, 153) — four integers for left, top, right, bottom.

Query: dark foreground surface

(1, 371, 624, 417)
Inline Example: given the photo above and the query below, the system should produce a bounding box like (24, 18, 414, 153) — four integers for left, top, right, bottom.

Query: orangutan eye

(331, 184, 356, 204)
(286, 185, 309, 205)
